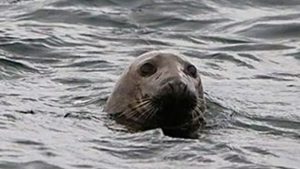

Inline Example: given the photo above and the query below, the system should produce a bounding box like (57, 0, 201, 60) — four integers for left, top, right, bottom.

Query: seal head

(105, 51, 205, 138)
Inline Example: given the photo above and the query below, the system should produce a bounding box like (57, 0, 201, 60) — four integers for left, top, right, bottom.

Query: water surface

(0, 0, 299, 168)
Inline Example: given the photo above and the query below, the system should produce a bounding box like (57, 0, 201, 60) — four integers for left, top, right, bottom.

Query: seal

(104, 51, 206, 138)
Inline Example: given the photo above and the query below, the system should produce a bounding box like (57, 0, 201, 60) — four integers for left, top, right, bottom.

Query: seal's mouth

(152, 79, 198, 128)
(113, 78, 204, 138)
(146, 79, 205, 138)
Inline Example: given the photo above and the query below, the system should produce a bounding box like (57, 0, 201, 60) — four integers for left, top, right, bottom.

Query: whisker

(116, 100, 150, 119)
(117, 107, 133, 118)
(137, 103, 153, 120)
(191, 106, 205, 123)
(106, 97, 151, 113)
(143, 104, 157, 121)
(146, 108, 157, 122)
(127, 104, 151, 119)
(117, 109, 134, 119)
(191, 108, 196, 120)
(130, 100, 151, 111)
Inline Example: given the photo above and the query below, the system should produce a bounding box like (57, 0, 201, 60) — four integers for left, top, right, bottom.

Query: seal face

(104, 51, 206, 138)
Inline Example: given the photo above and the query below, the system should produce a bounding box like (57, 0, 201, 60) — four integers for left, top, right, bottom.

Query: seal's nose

(167, 80, 187, 95)
(159, 77, 187, 94)
(154, 78, 197, 128)
(156, 78, 197, 111)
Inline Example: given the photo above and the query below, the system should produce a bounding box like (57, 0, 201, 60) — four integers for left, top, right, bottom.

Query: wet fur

(105, 51, 206, 138)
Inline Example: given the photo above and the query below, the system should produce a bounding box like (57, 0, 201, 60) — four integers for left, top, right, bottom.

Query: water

(0, 0, 299, 168)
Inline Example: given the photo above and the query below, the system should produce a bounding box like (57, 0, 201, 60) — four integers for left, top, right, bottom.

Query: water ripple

(0, 161, 63, 169)
(0, 56, 38, 79)
(0, 0, 300, 168)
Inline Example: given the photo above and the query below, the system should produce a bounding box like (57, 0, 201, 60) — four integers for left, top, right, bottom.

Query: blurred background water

(0, 0, 299, 168)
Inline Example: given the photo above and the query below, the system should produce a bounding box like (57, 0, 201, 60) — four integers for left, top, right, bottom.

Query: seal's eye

(139, 62, 157, 77)
(186, 64, 197, 78)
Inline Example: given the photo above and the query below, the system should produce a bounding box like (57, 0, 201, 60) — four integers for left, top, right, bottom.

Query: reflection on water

(0, 0, 299, 168)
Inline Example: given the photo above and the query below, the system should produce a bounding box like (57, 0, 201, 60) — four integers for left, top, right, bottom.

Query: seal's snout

(153, 78, 197, 128)
(167, 80, 187, 95)
(156, 78, 197, 112)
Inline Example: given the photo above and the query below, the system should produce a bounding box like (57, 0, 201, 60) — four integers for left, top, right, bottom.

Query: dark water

(0, 0, 299, 168)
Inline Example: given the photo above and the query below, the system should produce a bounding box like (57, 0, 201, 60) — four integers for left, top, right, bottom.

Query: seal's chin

(154, 90, 197, 126)
(153, 95, 198, 137)
(151, 80, 200, 138)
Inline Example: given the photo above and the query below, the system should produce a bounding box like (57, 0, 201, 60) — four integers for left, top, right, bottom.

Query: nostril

(156, 79, 197, 112)
(168, 82, 175, 92)
(176, 81, 186, 90)
(182, 83, 187, 93)
(179, 81, 186, 90)
(166, 80, 187, 94)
